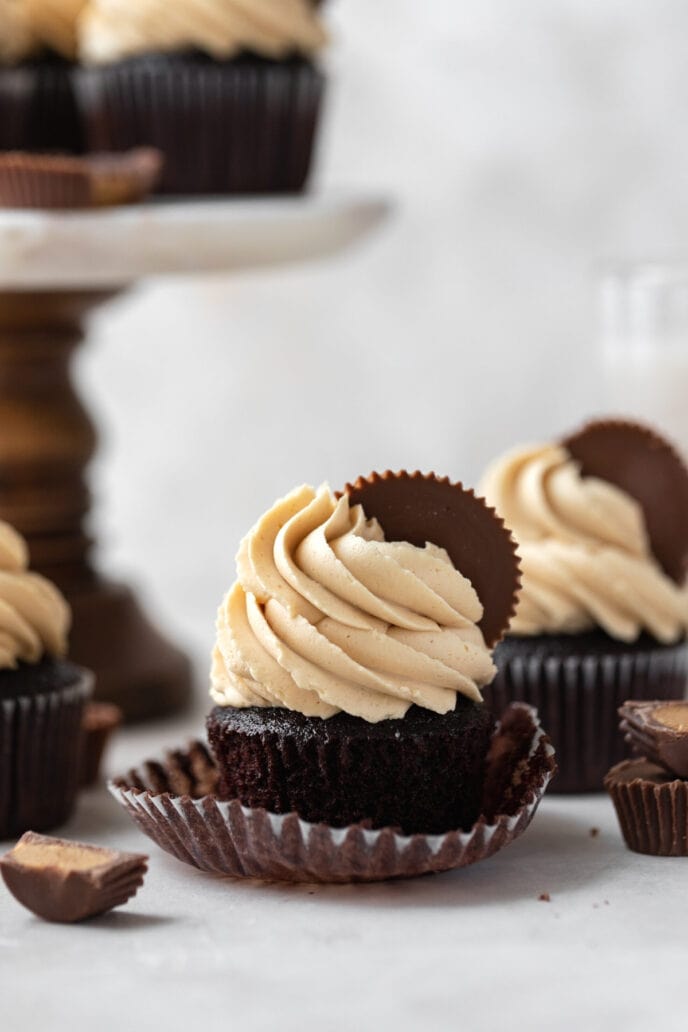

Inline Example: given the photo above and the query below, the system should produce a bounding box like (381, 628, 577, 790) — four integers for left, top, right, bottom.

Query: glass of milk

(600, 261, 688, 455)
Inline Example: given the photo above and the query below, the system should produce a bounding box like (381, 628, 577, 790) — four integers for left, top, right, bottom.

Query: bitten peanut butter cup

(343, 471, 521, 648)
(0, 832, 148, 923)
(620, 700, 688, 779)
(563, 419, 688, 584)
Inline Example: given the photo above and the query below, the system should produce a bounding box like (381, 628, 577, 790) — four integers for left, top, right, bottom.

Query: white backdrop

(76, 0, 688, 680)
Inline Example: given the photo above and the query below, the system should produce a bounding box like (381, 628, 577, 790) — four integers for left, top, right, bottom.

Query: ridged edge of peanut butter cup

(0, 148, 163, 210)
(562, 418, 688, 584)
(0, 153, 91, 209)
(108, 705, 555, 884)
(0, 831, 148, 923)
(342, 470, 521, 648)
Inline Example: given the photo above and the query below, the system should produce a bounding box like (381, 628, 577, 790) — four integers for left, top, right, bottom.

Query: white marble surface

(2, 712, 687, 1032)
(0, 194, 388, 287)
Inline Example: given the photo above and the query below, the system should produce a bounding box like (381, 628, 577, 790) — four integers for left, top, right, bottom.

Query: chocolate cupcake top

(212, 484, 499, 723)
(0, 0, 86, 64)
(479, 434, 688, 643)
(79, 0, 328, 65)
(0, 520, 70, 666)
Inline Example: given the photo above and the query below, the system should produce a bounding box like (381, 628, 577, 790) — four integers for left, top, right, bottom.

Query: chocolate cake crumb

(538, 892, 551, 902)
(589, 827, 599, 838)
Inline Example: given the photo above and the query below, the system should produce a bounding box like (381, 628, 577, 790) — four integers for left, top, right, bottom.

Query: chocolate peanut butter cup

(563, 418, 688, 584)
(0, 148, 162, 209)
(0, 832, 148, 922)
(111, 705, 555, 884)
(79, 702, 123, 788)
(344, 470, 521, 648)
(605, 760, 688, 857)
(620, 700, 688, 779)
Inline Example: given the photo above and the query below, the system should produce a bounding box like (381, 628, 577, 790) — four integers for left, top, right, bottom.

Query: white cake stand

(0, 193, 388, 719)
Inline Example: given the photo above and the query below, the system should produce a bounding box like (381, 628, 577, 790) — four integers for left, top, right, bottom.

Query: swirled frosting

(26, 0, 87, 59)
(479, 444, 688, 642)
(79, 0, 328, 65)
(211, 484, 496, 722)
(0, 1, 34, 64)
(0, 520, 70, 667)
(0, 1, 86, 63)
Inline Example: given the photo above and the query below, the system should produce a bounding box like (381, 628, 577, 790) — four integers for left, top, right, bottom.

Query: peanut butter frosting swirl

(78, 0, 327, 65)
(480, 444, 688, 643)
(0, 1, 34, 64)
(0, 520, 70, 667)
(0, 1, 87, 63)
(211, 484, 496, 723)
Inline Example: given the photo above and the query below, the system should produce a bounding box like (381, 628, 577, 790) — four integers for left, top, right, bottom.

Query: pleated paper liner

(605, 759, 688, 856)
(109, 703, 555, 884)
(484, 634, 688, 793)
(344, 470, 522, 649)
(74, 54, 325, 196)
(0, 59, 84, 154)
(0, 668, 93, 839)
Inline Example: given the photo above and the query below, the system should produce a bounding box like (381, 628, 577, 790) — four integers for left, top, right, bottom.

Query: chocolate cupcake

(207, 474, 523, 835)
(0, 2, 85, 153)
(0, 518, 91, 840)
(479, 419, 688, 793)
(74, 0, 328, 195)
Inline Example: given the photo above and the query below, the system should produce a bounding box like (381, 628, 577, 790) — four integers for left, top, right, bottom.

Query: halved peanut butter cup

(343, 471, 521, 647)
(563, 418, 688, 584)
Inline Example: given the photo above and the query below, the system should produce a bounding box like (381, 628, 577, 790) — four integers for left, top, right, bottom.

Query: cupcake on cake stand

(0, 193, 387, 720)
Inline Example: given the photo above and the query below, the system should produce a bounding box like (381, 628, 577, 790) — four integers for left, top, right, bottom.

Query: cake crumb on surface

(538, 892, 551, 902)
(589, 827, 600, 838)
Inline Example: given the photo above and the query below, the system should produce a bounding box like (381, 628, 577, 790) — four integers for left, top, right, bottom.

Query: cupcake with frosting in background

(74, 0, 329, 195)
(479, 418, 688, 793)
(0, 0, 86, 153)
(0, 517, 92, 840)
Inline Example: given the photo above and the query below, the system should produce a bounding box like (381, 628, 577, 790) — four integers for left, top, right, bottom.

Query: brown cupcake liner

(0, 670, 93, 840)
(344, 470, 522, 649)
(605, 760, 688, 856)
(74, 55, 324, 196)
(484, 640, 688, 793)
(109, 703, 555, 884)
(0, 60, 84, 154)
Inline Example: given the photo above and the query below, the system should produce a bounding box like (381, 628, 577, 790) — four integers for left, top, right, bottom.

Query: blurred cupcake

(479, 419, 688, 793)
(0, 1, 86, 153)
(74, 0, 328, 195)
(207, 474, 522, 835)
(0, 518, 92, 840)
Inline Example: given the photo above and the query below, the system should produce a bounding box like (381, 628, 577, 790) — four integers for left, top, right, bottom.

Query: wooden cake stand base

(0, 196, 388, 720)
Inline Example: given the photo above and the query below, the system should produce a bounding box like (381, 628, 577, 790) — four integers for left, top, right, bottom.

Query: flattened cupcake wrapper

(484, 642, 688, 793)
(605, 761, 688, 856)
(0, 671, 93, 840)
(75, 57, 325, 196)
(109, 704, 555, 884)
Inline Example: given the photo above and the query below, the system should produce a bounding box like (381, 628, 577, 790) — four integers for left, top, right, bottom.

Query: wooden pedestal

(0, 291, 192, 721)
